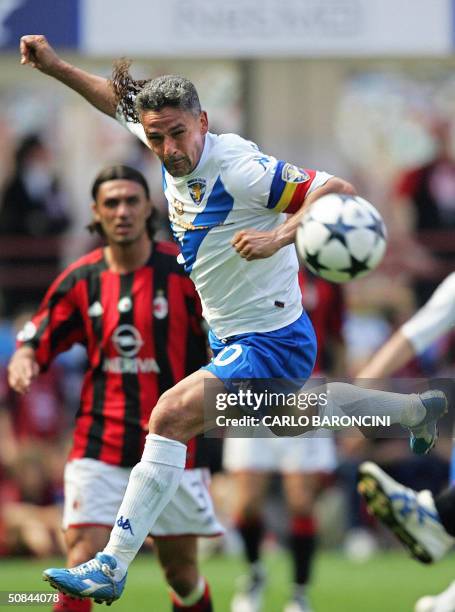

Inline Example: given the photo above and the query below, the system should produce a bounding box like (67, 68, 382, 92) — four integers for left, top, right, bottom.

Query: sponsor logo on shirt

(281, 163, 310, 184)
(187, 178, 206, 205)
(103, 324, 160, 374)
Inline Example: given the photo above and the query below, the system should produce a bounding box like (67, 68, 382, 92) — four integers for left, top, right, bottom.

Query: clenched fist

(231, 228, 281, 260)
(20, 34, 62, 76)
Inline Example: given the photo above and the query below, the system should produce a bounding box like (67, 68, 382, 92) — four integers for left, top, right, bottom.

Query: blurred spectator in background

(393, 119, 455, 307)
(0, 309, 69, 559)
(0, 134, 71, 317)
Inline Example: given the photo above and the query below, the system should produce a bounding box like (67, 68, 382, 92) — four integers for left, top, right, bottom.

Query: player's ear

(199, 111, 208, 135)
(91, 200, 101, 222)
(144, 196, 153, 218)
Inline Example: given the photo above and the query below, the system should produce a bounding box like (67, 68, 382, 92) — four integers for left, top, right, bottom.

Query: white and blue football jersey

(116, 113, 331, 338)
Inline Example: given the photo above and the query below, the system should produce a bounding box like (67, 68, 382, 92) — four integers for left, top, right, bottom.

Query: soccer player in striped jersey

(8, 165, 220, 612)
(19, 35, 448, 603)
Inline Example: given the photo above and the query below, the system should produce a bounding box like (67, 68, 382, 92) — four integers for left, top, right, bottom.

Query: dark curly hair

(111, 60, 201, 122)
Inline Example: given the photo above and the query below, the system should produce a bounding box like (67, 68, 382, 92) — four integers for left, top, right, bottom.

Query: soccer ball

(295, 194, 387, 283)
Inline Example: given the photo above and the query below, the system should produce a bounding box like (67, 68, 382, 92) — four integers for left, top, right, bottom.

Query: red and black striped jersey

(18, 242, 209, 467)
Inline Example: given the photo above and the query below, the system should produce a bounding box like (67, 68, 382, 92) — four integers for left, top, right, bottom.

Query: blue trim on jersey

(267, 160, 286, 208)
(180, 176, 234, 273)
(450, 445, 455, 484)
(161, 166, 167, 191)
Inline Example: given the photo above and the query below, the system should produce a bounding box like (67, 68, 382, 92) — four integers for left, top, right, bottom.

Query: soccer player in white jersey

(356, 273, 455, 612)
(19, 35, 448, 603)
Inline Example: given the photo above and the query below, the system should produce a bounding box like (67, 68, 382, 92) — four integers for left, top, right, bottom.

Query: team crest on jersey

(281, 163, 310, 184)
(153, 291, 168, 319)
(172, 197, 185, 215)
(187, 179, 206, 205)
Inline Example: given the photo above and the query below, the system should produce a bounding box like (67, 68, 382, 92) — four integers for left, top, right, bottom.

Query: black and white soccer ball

(295, 194, 387, 283)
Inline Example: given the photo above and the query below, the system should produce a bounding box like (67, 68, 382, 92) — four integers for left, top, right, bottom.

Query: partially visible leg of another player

(52, 527, 107, 612)
(229, 471, 269, 612)
(281, 472, 321, 612)
(357, 462, 455, 564)
(44, 369, 222, 603)
(357, 463, 455, 612)
(155, 537, 213, 612)
(52, 528, 212, 612)
(226, 435, 334, 612)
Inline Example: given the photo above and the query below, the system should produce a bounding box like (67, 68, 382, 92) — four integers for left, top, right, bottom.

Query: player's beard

(164, 155, 192, 177)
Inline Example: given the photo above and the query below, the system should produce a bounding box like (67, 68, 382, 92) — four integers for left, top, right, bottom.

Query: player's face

(93, 180, 152, 245)
(140, 107, 208, 177)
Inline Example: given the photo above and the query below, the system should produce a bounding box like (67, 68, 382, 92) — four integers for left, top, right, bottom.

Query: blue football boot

(43, 553, 126, 605)
(409, 390, 448, 455)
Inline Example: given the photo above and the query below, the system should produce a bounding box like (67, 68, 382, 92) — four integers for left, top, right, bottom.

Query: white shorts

(63, 458, 224, 538)
(223, 433, 337, 473)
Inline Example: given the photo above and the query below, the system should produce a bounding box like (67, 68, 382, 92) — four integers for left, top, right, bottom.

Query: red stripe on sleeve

(285, 169, 317, 214)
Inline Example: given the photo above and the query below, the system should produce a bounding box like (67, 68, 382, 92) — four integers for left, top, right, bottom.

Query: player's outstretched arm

(8, 346, 40, 395)
(232, 176, 355, 260)
(357, 272, 455, 378)
(356, 330, 415, 379)
(20, 34, 117, 117)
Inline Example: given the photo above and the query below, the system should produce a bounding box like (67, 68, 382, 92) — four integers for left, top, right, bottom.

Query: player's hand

(231, 229, 281, 260)
(20, 34, 61, 75)
(8, 348, 39, 395)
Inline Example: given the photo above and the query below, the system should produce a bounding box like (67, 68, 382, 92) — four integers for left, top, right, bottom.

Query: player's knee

(163, 560, 198, 597)
(237, 501, 262, 521)
(288, 498, 314, 516)
(148, 392, 185, 436)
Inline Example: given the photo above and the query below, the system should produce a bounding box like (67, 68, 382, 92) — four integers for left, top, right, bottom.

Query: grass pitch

(1, 550, 454, 611)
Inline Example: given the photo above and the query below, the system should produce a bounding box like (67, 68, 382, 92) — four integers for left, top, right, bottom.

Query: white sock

(103, 433, 186, 574)
(318, 382, 425, 429)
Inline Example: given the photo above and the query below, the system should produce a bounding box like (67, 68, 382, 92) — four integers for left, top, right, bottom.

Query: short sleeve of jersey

(115, 105, 150, 147)
(219, 135, 332, 214)
(401, 273, 455, 354)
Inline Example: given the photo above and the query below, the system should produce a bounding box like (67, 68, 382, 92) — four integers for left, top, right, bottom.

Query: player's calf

(169, 577, 213, 611)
